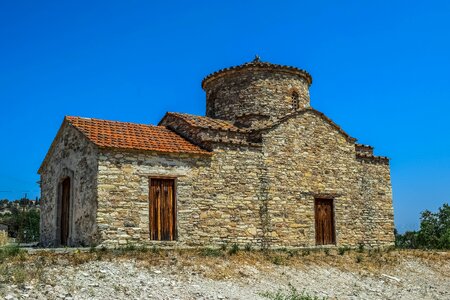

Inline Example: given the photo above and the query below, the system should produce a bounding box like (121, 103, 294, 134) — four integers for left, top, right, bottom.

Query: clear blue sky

(0, 1, 449, 232)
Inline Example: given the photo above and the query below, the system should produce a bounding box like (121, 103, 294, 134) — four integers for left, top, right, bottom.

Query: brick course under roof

(66, 116, 210, 155)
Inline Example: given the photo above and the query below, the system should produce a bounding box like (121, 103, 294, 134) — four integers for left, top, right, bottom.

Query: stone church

(38, 57, 394, 248)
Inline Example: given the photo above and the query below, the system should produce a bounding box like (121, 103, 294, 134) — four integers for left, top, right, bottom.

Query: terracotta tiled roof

(202, 56, 312, 89)
(164, 113, 243, 132)
(66, 116, 210, 155)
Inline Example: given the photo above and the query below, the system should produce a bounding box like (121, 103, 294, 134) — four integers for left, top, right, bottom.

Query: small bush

(123, 243, 137, 252)
(0, 245, 26, 262)
(272, 255, 283, 265)
(357, 243, 365, 253)
(260, 283, 327, 300)
(228, 243, 239, 255)
(201, 248, 223, 257)
(244, 243, 252, 251)
(95, 252, 104, 261)
(356, 254, 363, 263)
(138, 245, 149, 253)
(301, 249, 310, 256)
(220, 243, 227, 251)
(323, 248, 330, 256)
(338, 245, 350, 256)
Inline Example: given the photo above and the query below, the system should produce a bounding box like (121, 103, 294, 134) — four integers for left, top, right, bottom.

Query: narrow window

(314, 198, 336, 245)
(149, 178, 177, 241)
(291, 91, 299, 110)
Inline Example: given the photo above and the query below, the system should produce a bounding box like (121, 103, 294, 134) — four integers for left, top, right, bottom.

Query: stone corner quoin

(38, 58, 395, 249)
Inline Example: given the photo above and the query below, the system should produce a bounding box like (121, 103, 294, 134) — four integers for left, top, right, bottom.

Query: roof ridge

(167, 112, 236, 122)
(164, 112, 246, 132)
(253, 108, 356, 142)
(65, 115, 164, 128)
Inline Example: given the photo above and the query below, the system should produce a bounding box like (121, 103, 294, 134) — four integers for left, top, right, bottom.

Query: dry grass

(0, 246, 448, 286)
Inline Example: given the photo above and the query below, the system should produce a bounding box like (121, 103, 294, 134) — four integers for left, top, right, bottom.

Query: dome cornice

(201, 57, 313, 90)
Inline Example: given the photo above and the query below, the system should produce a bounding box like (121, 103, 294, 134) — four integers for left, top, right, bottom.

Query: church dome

(202, 56, 313, 127)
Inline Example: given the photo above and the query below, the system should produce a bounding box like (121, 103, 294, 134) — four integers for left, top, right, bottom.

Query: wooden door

(60, 177, 70, 246)
(149, 179, 176, 241)
(315, 198, 335, 245)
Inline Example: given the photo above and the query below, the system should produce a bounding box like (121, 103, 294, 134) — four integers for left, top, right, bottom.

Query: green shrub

(357, 243, 365, 253)
(395, 230, 419, 248)
(138, 245, 149, 253)
(228, 243, 239, 255)
(395, 203, 450, 250)
(356, 254, 363, 263)
(123, 243, 137, 252)
(0, 245, 26, 262)
(323, 248, 330, 256)
(220, 243, 227, 251)
(244, 243, 252, 251)
(201, 248, 223, 257)
(272, 255, 283, 265)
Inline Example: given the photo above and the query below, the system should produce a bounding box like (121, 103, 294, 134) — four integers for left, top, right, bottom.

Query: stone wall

(204, 69, 311, 125)
(96, 146, 264, 247)
(39, 123, 99, 247)
(356, 159, 394, 246)
(260, 111, 394, 247)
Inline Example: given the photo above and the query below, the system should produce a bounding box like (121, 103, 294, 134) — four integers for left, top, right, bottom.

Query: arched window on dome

(291, 91, 300, 110)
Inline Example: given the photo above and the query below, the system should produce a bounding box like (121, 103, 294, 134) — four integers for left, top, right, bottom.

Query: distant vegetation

(396, 203, 450, 250)
(0, 198, 40, 243)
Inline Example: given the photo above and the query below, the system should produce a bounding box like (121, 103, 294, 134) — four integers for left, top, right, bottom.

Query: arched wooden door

(60, 177, 71, 246)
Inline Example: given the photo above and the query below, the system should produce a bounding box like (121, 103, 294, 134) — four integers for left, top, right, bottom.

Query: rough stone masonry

(38, 57, 395, 248)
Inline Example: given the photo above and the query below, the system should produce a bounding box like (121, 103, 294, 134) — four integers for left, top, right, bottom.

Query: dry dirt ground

(0, 247, 449, 300)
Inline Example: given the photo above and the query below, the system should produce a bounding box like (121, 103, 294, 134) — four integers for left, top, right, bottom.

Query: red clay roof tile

(66, 116, 210, 155)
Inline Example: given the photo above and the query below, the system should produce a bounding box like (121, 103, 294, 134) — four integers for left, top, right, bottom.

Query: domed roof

(201, 56, 313, 89)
